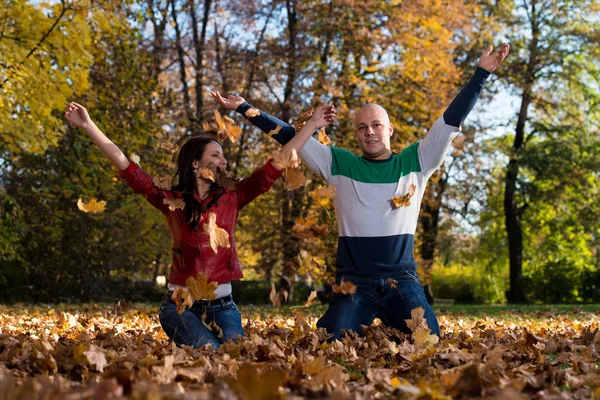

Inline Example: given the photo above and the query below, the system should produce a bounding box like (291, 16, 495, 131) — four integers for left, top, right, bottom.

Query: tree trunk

(171, 1, 193, 129)
(189, 0, 212, 135)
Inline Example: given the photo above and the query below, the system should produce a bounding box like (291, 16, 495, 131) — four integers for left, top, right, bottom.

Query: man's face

(354, 105, 394, 160)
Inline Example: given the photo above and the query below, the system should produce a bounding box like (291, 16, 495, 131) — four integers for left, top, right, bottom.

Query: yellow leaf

(203, 212, 230, 254)
(271, 148, 300, 170)
(268, 125, 282, 136)
(283, 167, 306, 190)
(152, 175, 173, 190)
(318, 128, 331, 145)
(77, 198, 106, 214)
(413, 327, 439, 347)
(309, 185, 336, 207)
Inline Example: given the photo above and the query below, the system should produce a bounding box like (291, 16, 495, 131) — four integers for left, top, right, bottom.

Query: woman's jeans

(159, 292, 244, 349)
(317, 272, 440, 340)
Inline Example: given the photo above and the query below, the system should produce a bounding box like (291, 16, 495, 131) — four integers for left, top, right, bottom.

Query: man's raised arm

(210, 91, 296, 145)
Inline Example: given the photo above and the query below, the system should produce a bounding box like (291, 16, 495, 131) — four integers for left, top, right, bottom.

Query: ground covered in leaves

(1, 303, 599, 399)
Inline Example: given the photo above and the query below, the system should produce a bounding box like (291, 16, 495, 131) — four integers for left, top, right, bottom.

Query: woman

(64, 101, 336, 349)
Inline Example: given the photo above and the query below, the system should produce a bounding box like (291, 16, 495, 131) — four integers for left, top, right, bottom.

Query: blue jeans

(159, 292, 244, 349)
(317, 272, 440, 340)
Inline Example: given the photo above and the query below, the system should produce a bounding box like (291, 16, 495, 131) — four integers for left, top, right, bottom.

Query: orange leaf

(294, 109, 315, 131)
(160, 142, 178, 152)
(318, 128, 331, 145)
(203, 212, 230, 254)
(152, 175, 173, 190)
(392, 184, 416, 208)
(171, 287, 193, 313)
(309, 185, 336, 206)
(283, 167, 306, 190)
(245, 108, 261, 118)
(268, 125, 282, 136)
(199, 166, 216, 182)
(271, 148, 300, 170)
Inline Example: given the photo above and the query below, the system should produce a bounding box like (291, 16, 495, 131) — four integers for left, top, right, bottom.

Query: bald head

(354, 104, 394, 160)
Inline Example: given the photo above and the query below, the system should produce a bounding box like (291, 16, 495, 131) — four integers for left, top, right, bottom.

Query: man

(212, 44, 509, 339)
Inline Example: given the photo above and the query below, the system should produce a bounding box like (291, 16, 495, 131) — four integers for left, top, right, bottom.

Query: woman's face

(198, 141, 227, 170)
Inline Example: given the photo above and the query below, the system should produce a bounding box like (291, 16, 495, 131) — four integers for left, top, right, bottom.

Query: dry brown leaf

(186, 272, 219, 301)
(152, 175, 173, 190)
(413, 327, 439, 346)
(309, 185, 336, 207)
(160, 142, 179, 152)
(77, 198, 106, 214)
(199, 166, 216, 182)
(332, 278, 357, 295)
(294, 109, 315, 131)
(203, 109, 242, 143)
(225, 364, 285, 400)
(171, 287, 193, 313)
(318, 128, 331, 145)
(392, 184, 416, 209)
(283, 167, 306, 190)
(203, 212, 230, 254)
(163, 197, 185, 212)
(245, 108, 261, 118)
(292, 217, 329, 240)
(405, 306, 428, 332)
(271, 148, 300, 170)
(387, 277, 398, 289)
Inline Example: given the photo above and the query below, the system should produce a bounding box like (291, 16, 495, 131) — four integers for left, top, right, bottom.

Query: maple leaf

(292, 217, 329, 239)
(73, 344, 107, 372)
(213, 109, 242, 143)
(215, 168, 239, 191)
(225, 364, 285, 400)
(199, 166, 216, 182)
(171, 287, 193, 313)
(271, 148, 300, 170)
(186, 272, 219, 301)
(291, 290, 319, 309)
(203, 212, 230, 254)
(283, 167, 306, 190)
(413, 327, 439, 346)
(332, 277, 357, 295)
(160, 142, 178, 152)
(405, 306, 429, 331)
(152, 175, 173, 190)
(245, 108, 261, 118)
(268, 125, 282, 136)
(163, 197, 185, 211)
(392, 184, 416, 208)
(77, 198, 106, 214)
(318, 128, 331, 145)
(294, 109, 315, 131)
(309, 185, 336, 207)
(129, 152, 140, 165)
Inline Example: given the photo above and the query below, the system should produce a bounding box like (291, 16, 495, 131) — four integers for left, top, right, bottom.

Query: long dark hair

(173, 135, 220, 229)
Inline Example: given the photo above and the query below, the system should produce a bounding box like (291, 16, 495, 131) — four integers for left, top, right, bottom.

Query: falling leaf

(186, 272, 219, 301)
(405, 306, 428, 332)
(387, 278, 398, 288)
(392, 184, 416, 209)
(152, 175, 173, 190)
(309, 185, 336, 207)
(332, 277, 357, 295)
(318, 128, 331, 145)
(214, 109, 242, 143)
(199, 166, 216, 182)
(129, 153, 140, 165)
(163, 197, 185, 211)
(171, 287, 193, 313)
(271, 148, 300, 170)
(294, 109, 315, 131)
(203, 212, 230, 253)
(77, 198, 106, 214)
(268, 125, 282, 136)
(270, 275, 291, 308)
(292, 217, 329, 239)
(160, 142, 178, 152)
(283, 167, 307, 190)
(245, 108, 261, 118)
(304, 290, 318, 307)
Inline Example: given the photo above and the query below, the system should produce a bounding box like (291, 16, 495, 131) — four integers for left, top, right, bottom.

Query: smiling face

(354, 104, 394, 160)
(193, 141, 227, 171)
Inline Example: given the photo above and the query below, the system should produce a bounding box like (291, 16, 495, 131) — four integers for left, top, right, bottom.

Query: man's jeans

(159, 292, 244, 349)
(317, 271, 440, 340)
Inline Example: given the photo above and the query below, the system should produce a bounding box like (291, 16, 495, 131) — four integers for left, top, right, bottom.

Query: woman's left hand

(478, 43, 510, 73)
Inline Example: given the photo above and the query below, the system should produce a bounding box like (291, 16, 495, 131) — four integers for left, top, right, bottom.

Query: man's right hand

(306, 104, 336, 130)
(211, 91, 245, 111)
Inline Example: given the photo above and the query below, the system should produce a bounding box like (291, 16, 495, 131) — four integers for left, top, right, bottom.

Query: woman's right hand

(211, 91, 246, 111)
(64, 102, 92, 130)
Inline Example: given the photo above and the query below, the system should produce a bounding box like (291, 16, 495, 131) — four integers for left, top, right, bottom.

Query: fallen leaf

(152, 175, 173, 190)
(332, 278, 357, 295)
(413, 327, 439, 346)
(392, 184, 416, 208)
(245, 108, 261, 118)
(225, 363, 285, 400)
(203, 212, 230, 253)
(77, 198, 106, 214)
(186, 272, 219, 301)
(163, 197, 185, 211)
(83, 345, 108, 373)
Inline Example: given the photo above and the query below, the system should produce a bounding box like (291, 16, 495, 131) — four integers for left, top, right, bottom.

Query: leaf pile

(1, 304, 599, 399)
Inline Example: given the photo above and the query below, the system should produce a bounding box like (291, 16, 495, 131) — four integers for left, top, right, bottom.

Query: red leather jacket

(119, 160, 281, 285)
